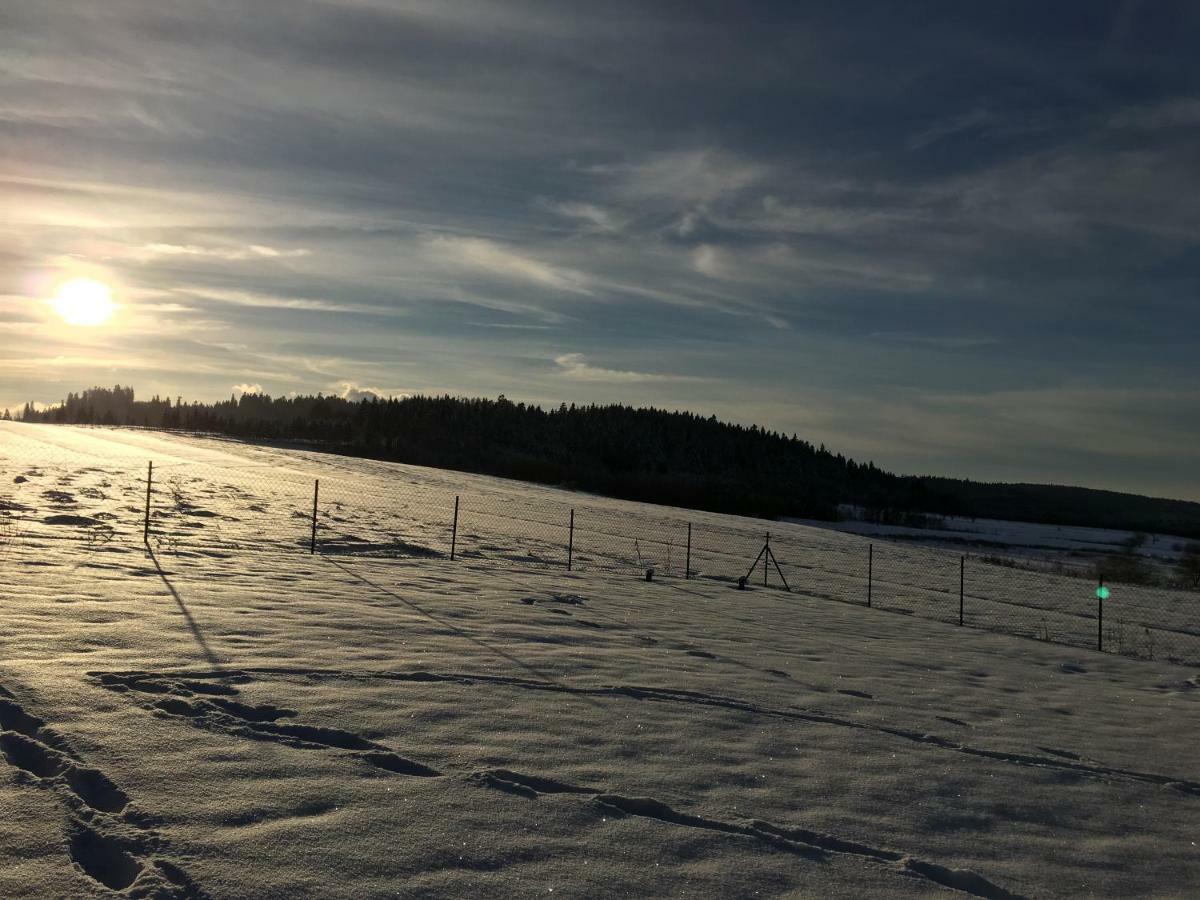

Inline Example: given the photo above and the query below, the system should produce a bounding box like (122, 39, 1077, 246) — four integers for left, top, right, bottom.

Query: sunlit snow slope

(1, 423, 1197, 898)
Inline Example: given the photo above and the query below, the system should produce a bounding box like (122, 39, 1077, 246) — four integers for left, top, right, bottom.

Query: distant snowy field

(788, 509, 1192, 575)
(1, 423, 1198, 898)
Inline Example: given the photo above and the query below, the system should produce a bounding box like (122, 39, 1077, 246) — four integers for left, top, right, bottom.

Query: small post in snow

(867, 543, 873, 607)
(310, 479, 319, 554)
(567, 509, 574, 571)
(685, 522, 692, 580)
(450, 495, 459, 561)
(143, 461, 153, 545)
(959, 555, 965, 626)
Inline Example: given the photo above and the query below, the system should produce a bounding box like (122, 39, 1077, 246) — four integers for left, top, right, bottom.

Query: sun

(51, 277, 117, 326)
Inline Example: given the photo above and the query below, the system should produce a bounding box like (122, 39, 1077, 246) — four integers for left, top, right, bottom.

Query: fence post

(1097, 575, 1104, 652)
(763, 532, 770, 586)
(867, 543, 873, 607)
(959, 555, 964, 626)
(568, 509, 574, 571)
(450, 495, 459, 561)
(685, 523, 692, 580)
(310, 479, 319, 554)
(143, 461, 153, 544)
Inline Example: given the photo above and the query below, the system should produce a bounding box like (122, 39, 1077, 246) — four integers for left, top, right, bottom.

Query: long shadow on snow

(148, 545, 227, 672)
(322, 558, 605, 709)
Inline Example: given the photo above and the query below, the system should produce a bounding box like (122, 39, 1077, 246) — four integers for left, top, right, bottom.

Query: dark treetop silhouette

(16, 385, 1200, 539)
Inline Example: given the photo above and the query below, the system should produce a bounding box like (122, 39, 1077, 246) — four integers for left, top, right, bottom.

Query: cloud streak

(553, 353, 704, 384)
(429, 237, 592, 295)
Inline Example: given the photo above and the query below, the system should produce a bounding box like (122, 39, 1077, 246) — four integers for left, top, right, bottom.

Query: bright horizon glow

(50, 277, 116, 326)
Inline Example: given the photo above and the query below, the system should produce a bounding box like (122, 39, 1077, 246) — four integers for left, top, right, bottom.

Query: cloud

(136, 244, 310, 261)
(613, 149, 766, 206)
(545, 201, 620, 233)
(429, 237, 592, 294)
(1107, 97, 1200, 131)
(906, 107, 995, 150)
(552, 353, 703, 383)
(866, 331, 998, 349)
(246, 244, 310, 259)
(232, 383, 263, 397)
(691, 245, 725, 279)
(174, 287, 408, 317)
(333, 381, 405, 402)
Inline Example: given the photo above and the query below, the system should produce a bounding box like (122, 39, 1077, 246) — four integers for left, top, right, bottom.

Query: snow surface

(1, 423, 1198, 898)
(788, 510, 1193, 577)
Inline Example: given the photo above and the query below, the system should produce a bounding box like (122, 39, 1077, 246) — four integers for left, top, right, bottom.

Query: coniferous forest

(10, 385, 1200, 538)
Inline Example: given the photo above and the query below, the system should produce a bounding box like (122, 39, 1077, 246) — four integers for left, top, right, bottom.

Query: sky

(2, 1, 1198, 500)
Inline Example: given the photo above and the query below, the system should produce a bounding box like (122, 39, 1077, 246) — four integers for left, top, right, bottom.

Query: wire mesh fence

(2, 455, 1198, 667)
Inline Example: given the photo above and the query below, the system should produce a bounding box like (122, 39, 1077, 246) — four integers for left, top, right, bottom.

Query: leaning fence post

(867, 543, 873, 607)
(685, 523, 692, 580)
(959, 555, 965, 626)
(310, 479, 319, 554)
(143, 461, 153, 544)
(449, 495, 459, 560)
(567, 509, 574, 571)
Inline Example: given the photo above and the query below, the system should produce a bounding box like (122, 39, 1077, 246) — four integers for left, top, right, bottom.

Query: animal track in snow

(464, 768, 1027, 899)
(68, 824, 143, 891)
(0, 682, 205, 897)
(520, 593, 586, 606)
(132, 665, 1200, 798)
(94, 672, 441, 778)
(95, 667, 1186, 899)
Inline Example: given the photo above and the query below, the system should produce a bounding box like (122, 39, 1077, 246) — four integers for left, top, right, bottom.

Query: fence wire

(2, 456, 1197, 667)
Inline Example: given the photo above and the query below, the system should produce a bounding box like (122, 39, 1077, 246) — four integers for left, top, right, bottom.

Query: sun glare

(51, 277, 116, 326)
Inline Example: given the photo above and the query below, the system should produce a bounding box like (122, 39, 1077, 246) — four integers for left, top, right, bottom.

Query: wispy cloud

(1107, 97, 1200, 131)
(866, 331, 999, 349)
(612, 149, 766, 206)
(174, 287, 407, 317)
(428, 236, 592, 294)
(134, 243, 311, 262)
(553, 353, 704, 383)
(544, 200, 621, 233)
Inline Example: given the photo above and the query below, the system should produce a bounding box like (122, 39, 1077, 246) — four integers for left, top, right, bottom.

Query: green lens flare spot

(1096, 585, 1111, 601)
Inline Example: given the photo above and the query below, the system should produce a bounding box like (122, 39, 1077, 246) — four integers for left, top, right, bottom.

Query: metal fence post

(143, 461, 153, 544)
(867, 543, 873, 607)
(450, 495, 459, 560)
(1097, 575, 1104, 652)
(568, 509, 574, 571)
(959, 555, 964, 626)
(310, 479, 319, 554)
(686, 523, 692, 580)
(763, 532, 770, 586)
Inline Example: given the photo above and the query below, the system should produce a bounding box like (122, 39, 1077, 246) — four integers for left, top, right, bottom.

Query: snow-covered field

(2, 423, 1198, 898)
(4, 423, 1196, 668)
(790, 509, 1194, 576)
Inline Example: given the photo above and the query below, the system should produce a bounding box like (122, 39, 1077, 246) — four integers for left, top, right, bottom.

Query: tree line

(9, 384, 1200, 539)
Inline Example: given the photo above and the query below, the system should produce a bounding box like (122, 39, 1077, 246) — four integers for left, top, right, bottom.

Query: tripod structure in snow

(741, 533, 790, 591)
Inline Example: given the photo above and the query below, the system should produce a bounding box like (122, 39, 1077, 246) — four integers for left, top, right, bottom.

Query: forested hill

(11, 385, 1200, 538)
